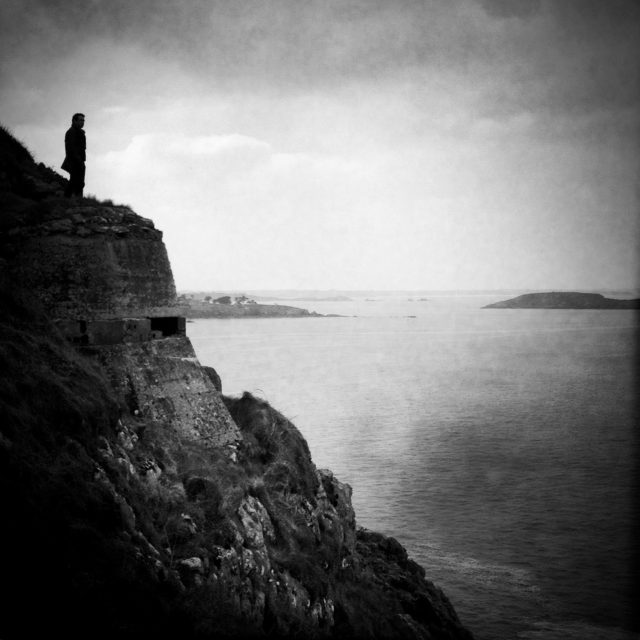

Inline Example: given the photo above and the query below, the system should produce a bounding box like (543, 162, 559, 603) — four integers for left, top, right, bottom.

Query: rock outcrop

(483, 291, 640, 309)
(0, 125, 474, 639)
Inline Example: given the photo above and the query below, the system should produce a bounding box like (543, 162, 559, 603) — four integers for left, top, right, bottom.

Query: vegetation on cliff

(0, 125, 473, 639)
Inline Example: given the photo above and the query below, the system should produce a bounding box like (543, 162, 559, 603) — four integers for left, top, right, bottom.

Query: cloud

(93, 130, 363, 228)
(90, 129, 460, 289)
(95, 132, 273, 210)
(114, 132, 272, 164)
(479, 0, 540, 19)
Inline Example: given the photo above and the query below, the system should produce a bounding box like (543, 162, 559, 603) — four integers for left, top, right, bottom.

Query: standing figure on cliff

(62, 113, 86, 198)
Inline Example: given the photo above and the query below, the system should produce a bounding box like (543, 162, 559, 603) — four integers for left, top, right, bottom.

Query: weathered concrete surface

(1, 203, 178, 319)
(94, 336, 240, 450)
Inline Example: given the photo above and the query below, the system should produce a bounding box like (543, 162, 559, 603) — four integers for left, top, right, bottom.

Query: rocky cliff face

(0, 126, 474, 639)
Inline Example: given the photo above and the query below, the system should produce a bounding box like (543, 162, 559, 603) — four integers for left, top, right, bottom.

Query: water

(187, 294, 639, 640)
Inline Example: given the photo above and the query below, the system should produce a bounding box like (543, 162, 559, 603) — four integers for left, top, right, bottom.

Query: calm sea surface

(188, 295, 639, 640)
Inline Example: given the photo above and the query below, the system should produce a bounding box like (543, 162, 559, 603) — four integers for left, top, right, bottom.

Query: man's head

(72, 113, 85, 128)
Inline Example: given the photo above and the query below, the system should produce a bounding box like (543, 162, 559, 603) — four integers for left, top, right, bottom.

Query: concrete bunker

(150, 316, 186, 338)
(56, 316, 186, 346)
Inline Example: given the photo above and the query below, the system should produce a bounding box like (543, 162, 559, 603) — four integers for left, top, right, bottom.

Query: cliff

(483, 291, 640, 309)
(0, 126, 473, 639)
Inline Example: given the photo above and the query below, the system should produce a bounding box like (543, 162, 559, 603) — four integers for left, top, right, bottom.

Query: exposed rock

(237, 495, 277, 548)
(179, 557, 206, 586)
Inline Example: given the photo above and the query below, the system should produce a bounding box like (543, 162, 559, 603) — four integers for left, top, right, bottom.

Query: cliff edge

(0, 126, 473, 639)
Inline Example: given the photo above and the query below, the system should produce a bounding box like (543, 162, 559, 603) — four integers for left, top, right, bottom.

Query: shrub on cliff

(225, 392, 317, 495)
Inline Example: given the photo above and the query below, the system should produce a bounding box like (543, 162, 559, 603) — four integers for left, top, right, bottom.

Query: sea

(187, 293, 639, 640)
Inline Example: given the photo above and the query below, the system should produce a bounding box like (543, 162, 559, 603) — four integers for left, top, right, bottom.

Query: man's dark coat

(62, 125, 86, 197)
(62, 126, 86, 172)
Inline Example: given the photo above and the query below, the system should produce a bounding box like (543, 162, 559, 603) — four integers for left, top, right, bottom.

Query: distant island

(182, 291, 352, 303)
(484, 292, 640, 309)
(265, 295, 351, 302)
(180, 294, 334, 318)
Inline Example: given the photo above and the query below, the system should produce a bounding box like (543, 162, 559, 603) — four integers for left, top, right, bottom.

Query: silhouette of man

(62, 113, 86, 198)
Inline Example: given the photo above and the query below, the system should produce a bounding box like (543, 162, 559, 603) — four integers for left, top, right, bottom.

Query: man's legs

(65, 163, 85, 197)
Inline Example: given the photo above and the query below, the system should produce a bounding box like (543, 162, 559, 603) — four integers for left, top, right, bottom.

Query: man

(62, 113, 86, 198)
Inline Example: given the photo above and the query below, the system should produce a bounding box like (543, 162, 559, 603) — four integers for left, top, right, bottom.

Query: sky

(1, 0, 639, 292)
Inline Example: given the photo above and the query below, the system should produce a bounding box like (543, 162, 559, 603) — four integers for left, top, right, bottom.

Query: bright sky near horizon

(1, 0, 638, 291)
